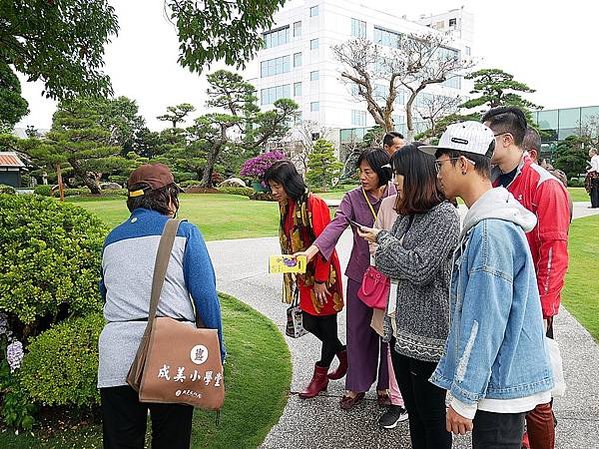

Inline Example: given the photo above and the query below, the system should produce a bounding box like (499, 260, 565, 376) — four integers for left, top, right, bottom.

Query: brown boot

(327, 349, 347, 380)
(299, 364, 329, 399)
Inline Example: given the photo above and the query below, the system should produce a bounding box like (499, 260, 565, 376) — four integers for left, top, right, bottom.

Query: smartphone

(349, 219, 368, 230)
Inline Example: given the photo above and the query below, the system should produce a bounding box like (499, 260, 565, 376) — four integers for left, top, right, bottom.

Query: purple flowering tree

(240, 151, 287, 190)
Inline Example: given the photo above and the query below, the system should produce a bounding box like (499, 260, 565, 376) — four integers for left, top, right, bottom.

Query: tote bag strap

(144, 219, 182, 333)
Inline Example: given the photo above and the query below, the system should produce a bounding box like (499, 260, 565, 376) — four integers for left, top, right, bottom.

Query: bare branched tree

(332, 39, 404, 132)
(416, 94, 462, 138)
(333, 33, 474, 140)
(282, 120, 332, 173)
(398, 34, 474, 140)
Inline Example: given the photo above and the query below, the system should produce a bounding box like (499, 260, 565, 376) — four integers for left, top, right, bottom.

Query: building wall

(245, 0, 474, 136)
(0, 170, 21, 187)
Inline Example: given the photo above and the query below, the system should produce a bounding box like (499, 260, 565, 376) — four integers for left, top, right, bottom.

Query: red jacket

(493, 156, 570, 318)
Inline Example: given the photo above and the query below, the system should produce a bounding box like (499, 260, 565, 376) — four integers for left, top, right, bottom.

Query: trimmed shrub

(19, 314, 104, 407)
(33, 185, 52, 196)
(52, 187, 89, 197)
(218, 187, 254, 197)
(250, 192, 276, 202)
(179, 180, 202, 188)
(0, 195, 107, 335)
(0, 184, 15, 195)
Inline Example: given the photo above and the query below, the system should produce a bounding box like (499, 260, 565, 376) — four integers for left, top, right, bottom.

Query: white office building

(243, 0, 475, 147)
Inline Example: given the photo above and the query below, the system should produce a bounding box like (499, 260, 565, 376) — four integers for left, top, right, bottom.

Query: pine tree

(306, 139, 343, 192)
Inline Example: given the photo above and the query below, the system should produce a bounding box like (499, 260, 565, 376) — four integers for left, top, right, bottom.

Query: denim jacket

(430, 188, 553, 406)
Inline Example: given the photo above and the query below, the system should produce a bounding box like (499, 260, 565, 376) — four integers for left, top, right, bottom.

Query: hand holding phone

(349, 219, 368, 230)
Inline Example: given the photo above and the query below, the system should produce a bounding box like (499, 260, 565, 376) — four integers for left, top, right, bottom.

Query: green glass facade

(532, 105, 599, 161)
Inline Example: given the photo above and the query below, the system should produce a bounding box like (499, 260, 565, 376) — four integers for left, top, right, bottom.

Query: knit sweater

(375, 201, 459, 362)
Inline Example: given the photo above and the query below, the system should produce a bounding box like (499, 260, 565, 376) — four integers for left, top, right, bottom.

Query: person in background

(484, 108, 569, 449)
(383, 132, 405, 156)
(98, 163, 224, 449)
(359, 143, 459, 448)
(586, 148, 599, 208)
(297, 148, 395, 410)
(424, 121, 553, 449)
(522, 127, 573, 220)
(263, 160, 346, 399)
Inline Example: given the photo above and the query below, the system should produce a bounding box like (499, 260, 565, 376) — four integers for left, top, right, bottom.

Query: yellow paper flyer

(269, 255, 307, 274)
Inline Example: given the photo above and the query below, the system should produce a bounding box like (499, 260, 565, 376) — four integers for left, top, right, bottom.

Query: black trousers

(302, 311, 344, 367)
(473, 410, 526, 449)
(390, 344, 452, 449)
(101, 385, 193, 449)
(590, 178, 599, 208)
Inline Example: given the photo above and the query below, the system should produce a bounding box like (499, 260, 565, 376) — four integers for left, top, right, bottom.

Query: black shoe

(378, 405, 408, 429)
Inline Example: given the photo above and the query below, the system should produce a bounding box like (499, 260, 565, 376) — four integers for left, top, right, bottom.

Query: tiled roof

(0, 152, 26, 168)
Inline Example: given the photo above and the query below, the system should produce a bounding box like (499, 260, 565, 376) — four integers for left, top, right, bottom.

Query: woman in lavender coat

(297, 148, 394, 410)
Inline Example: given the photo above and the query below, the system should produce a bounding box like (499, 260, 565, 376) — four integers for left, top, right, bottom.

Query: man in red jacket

(483, 106, 570, 449)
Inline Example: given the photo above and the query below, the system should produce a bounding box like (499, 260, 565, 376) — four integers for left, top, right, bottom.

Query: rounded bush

(218, 186, 254, 197)
(19, 313, 104, 407)
(0, 195, 107, 328)
(33, 185, 52, 196)
(0, 184, 16, 194)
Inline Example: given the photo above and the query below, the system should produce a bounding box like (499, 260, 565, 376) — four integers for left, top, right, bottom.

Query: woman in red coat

(264, 160, 345, 399)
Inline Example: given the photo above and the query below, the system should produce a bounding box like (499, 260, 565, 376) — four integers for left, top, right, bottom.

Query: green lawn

(568, 187, 589, 202)
(562, 214, 599, 341)
(0, 294, 292, 449)
(68, 194, 281, 241)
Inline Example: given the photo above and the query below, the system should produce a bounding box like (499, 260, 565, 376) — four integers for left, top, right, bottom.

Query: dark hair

(383, 132, 404, 147)
(434, 141, 495, 179)
(126, 183, 181, 215)
(392, 142, 444, 215)
(263, 160, 307, 201)
(481, 106, 527, 146)
(357, 148, 392, 187)
(522, 127, 541, 155)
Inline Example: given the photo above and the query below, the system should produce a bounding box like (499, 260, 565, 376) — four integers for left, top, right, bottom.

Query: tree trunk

(406, 96, 416, 142)
(200, 143, 223, 188)
(70, 159, 102, 194)
(55, 163, 65, 202)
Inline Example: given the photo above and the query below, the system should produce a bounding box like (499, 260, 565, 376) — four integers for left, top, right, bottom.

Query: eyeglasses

(434, 157, 476, 173)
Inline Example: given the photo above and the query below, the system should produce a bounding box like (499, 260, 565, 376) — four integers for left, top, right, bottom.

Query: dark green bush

(218, 186, 254, 197)
(0, 184, 15, 194)
(33, 185, 52, 196)
(19, 314, 104, 407)
(52, 187, 89, 197)
(0, 195, 107, 334)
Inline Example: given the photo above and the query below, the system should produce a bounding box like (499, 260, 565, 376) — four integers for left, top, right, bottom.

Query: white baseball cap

(420, 121, 495, 157)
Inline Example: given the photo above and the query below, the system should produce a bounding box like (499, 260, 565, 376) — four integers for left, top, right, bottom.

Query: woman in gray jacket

(359, 143, 459, 449)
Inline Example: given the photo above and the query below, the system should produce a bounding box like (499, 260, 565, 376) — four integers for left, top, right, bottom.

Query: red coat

(283, 195, 344, 316)
(493, 157, 570, 318)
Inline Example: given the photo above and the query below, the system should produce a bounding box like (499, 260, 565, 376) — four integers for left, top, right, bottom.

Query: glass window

(293, 21, 302, 37)
(442, 75, 462, 89)
(374, 26, 402, 48)
(262, 26, 289, 49)
(394, 89, 406, 105)
(465, 46, 471, 56)
(260, 84, 291, 105)
(449, 18, 457, 27)
(310, 5, 319, 17)
(260, 55, 291, 77)
(293, 52, 302, 67)
(558, 108, 581, 129)
(310, 38, 319, 50)
(537, 110, 558, 130)
(294, 82, 302, 96)
(311, 101, 320, 112)
(310, 71, 319, 81)
(351, 18, 367, 38)
(351, 110, 366, 126)
(438, 47, 459, 61)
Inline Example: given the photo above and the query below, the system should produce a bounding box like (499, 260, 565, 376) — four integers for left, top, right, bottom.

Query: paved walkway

(207, 202, 599, 449)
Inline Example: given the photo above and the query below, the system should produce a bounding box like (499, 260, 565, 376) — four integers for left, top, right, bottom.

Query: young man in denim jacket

(420, 122, 553, 449)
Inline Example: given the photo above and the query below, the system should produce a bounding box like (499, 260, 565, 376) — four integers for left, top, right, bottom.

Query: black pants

(302, 312, 344, 367)
(101, 385, 193, 449)
(590, 177, 599, 208)
(473, 410, 526, 449)
(390, 344, 452, 449)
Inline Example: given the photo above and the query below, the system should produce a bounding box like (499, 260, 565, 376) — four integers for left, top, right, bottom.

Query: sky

(15, 0, 599, 131)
